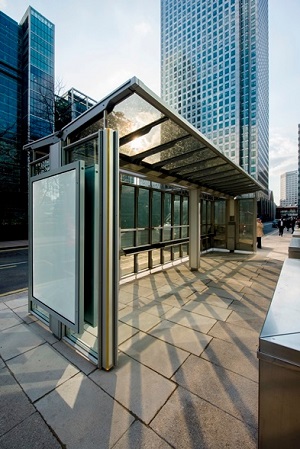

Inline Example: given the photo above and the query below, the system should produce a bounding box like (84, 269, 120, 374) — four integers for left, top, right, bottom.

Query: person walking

(291, 217, 296, 234)
(278, 218, 284, 236)
(256, 218, 264, 249)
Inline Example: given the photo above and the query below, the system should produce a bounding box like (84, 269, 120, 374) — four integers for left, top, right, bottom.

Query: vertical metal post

(98, 129, 119, 370)
(189, 188, 201, 270)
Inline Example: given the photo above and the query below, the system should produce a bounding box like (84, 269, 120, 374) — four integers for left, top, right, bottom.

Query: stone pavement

(0, 230, 293, 448)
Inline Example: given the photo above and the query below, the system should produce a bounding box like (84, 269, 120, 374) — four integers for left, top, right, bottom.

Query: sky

(1, 0, 299, 205)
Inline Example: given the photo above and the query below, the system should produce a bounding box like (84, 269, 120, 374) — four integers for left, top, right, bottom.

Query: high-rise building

(280, 170, 298, 207)
(298, 124, 300, 217)
(55, 88, 97, 130)
(0, 7, 55, 239)
(160, 0, 269, 192)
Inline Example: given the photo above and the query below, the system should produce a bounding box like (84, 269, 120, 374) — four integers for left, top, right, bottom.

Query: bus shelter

(25, 77, 263, 369)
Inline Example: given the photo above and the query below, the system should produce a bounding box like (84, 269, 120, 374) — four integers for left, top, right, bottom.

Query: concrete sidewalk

(0, 230, 292, 448)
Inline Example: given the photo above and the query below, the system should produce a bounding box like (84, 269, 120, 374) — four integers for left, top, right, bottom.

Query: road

(263, 221, 277, 235)
(0, 225, 277, 296)
(0, 248, 28, 296)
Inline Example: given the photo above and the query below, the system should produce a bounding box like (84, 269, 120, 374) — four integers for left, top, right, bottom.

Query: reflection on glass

(120, 254, 134, 277)
(152, 191, 161, 227)
(68, 137, 98, 166)
(32, 169, 77, 324)
(214, 199, 226, 248)
(238, 199, 254, 245)
(121, 185, 135, 229)
(151, 249, 161, 267)
(108, 94, 163, 140)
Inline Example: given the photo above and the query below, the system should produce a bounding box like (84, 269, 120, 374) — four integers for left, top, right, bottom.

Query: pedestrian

(256, 218, 264, 248)
(291, 217, 295, 234)
(278, 217, 284, 236)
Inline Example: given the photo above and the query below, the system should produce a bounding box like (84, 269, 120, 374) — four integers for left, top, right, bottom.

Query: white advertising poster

(31, 163, 84, 328)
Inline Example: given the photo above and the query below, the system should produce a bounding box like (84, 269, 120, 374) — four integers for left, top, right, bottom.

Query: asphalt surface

(0, 248, 28, 296)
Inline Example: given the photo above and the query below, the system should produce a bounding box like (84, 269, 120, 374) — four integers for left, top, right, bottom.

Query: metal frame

(29, 160, 85, 333)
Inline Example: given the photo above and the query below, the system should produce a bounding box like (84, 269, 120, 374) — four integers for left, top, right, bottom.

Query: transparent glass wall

(64, 137, 99, 360)
(120, 176, 189, 277)
(237, 198, 255, 251)
(214, 199, 226, 248)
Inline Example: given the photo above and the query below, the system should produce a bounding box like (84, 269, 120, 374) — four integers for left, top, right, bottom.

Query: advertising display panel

(29, 161, 85, 332)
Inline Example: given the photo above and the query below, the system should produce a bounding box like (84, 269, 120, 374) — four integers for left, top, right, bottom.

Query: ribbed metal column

(97, 129, 119, 370)
(189, 189, 201, 270)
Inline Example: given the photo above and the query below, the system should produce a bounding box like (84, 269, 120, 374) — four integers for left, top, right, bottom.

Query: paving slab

(53, 340, 97, 375)
(182, 300, 232, 321)
(0, 412, 62, 449)
(201, 337, 258, 382)
(0, 302, 8, 310)
(0, 367, 35, 437)
(119, 321, 139, 345)
(119, 331, 189, 378)
(204, 286, 243, 301)
(162, 308, 216, 333)
(0, 323, 45, 361)
(208, 320, 260, 352)
(151, 386, 257, 449)
(36, 372, 134, 449)
(149, 319, 212, 356)
(119, 307, 161, 332)
(114, 420, 172, 449)
(7, 343, 79, 402)
(4, 296, 28, 309)
(185, 291, 233, 309)
(0, 307, 23, 331)
(172, 355, 257, 428)
(11, 304, 38, 324)
(226, 310, 265, 333)
(28, 320, 60, 345)
(90, 353, 176, 424)
(240, 292, 272, 312)
(228, 298, 267, 319)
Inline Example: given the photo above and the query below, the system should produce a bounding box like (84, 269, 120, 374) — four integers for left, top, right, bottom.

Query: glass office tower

(161, 0, 269, 192)
(0, 7, 54, 239)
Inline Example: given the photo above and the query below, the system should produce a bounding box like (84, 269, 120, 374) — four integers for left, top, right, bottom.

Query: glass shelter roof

(26, 77, 263, 198)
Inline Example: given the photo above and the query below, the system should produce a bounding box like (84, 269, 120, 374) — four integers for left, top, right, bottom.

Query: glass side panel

(152, 191, 162, 227)
(121, 230, 135, 248)
(69, 118, 104, 143)
(237, 198, 255, 251)
(121, 185, 135, 229)
(151, 249, 161, 267)
(138, 252, 149, 271)
(138, 188, 149, 228)
(120, 253, 134, 277)
(182, 197, 189, 225)
(214, 199, 226, 248)
(67, 137, 98, 165)
(163, 247, 172, 262)
(174, 195, 181, 225)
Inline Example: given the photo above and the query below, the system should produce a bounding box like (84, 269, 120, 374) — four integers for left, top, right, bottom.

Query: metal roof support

(189, 188, 201, 270)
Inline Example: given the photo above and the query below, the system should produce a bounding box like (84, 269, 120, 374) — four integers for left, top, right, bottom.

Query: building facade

(298, 124, 300, 217)
(55, 88, 97, 130)
(160, 0, 269, 194)
(0, 7, 55, 239)
(280, 170, 298, 207)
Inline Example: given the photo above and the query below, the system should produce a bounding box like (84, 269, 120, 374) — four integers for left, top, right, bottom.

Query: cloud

(134, 21, 152, 35)
(269, 129, 298, 177)
(0, 0, 7, 9)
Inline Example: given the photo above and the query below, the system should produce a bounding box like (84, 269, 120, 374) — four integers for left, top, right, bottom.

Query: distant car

(272, 220, 278, 228)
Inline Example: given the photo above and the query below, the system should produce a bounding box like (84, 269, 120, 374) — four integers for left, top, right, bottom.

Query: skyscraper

(0, 7, 54, 238)
(160, 0, 269, 192)
(280, 170, 298, 207)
